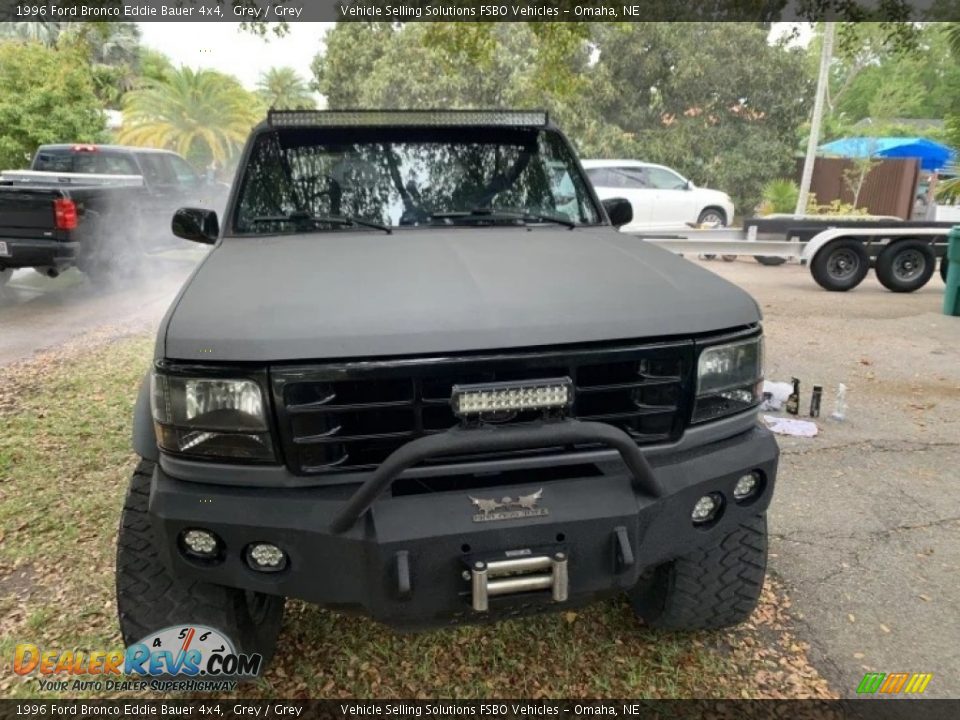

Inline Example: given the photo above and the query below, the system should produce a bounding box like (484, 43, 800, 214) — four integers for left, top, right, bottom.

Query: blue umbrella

(819, 136, 956, 172)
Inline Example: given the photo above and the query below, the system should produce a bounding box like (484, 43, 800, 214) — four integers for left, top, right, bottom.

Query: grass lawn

(0, 335, 834, 699)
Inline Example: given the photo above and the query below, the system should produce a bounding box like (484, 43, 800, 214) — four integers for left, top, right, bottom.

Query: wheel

(629, 514, 767, 629)
(697, 208, 727, 227)
(875, 240, 935, 293)
(755, 256, 788, 266)
(721, 255, 738, 262)
(810, 239, 870, 292)
(116, 460, 284, 673)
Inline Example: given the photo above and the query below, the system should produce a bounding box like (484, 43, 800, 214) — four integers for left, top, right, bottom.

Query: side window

(645, 167, 688, 190)
(99, 154, 138, 175)
(138, 154, 176, 186)
(586, 168, 614, 187)
(611, 167, 651, 189)
(168, 156, 201, 188)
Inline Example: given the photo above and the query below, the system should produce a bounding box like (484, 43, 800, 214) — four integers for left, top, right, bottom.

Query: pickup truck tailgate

(0, 186, 68, 241)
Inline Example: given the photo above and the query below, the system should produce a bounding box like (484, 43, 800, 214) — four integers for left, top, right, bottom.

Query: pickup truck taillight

(53, 198, 78, 230)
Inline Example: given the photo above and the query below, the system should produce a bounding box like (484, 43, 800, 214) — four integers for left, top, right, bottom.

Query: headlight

(692, 336, 763, 423)
(150, 373, 275, 461)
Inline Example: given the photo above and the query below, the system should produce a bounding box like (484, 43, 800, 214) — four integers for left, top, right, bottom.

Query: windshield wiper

(429, 208, 576, 229)
(249, 211, 392, 234)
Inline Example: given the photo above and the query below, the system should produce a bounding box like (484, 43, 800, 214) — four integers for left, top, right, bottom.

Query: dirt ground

(1, 251, 957, 698)
(700, 256, 960, 698)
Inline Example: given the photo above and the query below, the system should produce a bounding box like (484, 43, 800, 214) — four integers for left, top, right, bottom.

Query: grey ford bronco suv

(118, 110, 778, 669)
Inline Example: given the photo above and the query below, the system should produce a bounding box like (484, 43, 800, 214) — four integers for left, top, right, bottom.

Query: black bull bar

(330, 419, 663, 533)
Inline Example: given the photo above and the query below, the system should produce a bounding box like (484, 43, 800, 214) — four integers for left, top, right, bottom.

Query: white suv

(582, 159, 734, 231)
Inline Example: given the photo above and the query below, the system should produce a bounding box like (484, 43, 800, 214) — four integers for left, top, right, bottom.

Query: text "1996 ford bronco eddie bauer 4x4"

(118, 110, 778, 671)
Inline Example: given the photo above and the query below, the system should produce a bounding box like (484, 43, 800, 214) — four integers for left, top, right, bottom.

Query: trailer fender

(802, 226, 948, 265)
(801, 228, 864, 264)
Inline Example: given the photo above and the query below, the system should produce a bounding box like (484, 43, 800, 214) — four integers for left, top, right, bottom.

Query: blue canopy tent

(818, 137, 955, 172)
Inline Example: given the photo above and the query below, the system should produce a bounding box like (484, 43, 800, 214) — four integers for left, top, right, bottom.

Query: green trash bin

(945, 226, 960, 317)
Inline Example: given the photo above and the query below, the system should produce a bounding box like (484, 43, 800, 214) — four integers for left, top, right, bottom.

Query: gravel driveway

(701, 257, 960, 699)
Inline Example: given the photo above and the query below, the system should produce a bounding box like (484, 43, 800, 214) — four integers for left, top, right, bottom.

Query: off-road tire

(115, 460, 285, 671)
(875, 240, 935, 293)
(629, 514, 767, 630)
(810, 239, 870, 292)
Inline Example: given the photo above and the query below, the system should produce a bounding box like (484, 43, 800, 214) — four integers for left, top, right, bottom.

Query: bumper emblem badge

(470, 489, 548, 523)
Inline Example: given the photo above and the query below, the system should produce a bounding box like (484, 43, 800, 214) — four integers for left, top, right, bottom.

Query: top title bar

(0, 0, 955, 22)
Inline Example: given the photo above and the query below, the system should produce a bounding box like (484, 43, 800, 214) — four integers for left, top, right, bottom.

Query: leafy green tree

(257, 67, 316, 110)
(811, 23, 960, 136)
(312, 22, 811, 213)
(138, 48, 175, 85)
(573, 23, 812, 213)
(63, 23, 144, 107)
(118, 67, 263, 166)
(0, 41, 105, 169)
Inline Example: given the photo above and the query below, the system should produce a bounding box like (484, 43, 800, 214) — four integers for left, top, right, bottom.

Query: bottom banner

(1, 700, 959, 720)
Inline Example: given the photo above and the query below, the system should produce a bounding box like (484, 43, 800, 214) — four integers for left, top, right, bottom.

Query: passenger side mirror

(602, 197, 633, 228)
(685, 179, 695, 190)
(172, 207, 219, 245)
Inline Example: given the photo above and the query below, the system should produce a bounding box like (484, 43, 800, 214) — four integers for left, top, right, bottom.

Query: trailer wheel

(755, 256, 788, 266)
(875, 240, 935, 293)
(811, 239, 870, 291)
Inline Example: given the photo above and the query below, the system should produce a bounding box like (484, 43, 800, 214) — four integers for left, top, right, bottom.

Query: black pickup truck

(0, 144, 225, 284)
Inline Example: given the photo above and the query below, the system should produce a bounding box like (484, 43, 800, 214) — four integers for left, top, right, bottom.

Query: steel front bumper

(148, 421, 779, 629)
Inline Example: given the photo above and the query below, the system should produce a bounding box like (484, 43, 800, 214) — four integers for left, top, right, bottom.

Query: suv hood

(161, 227, 760, 362)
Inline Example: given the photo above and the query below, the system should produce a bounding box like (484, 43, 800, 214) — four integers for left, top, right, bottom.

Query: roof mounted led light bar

(267, 109, 549, 128)
(451, 377, 573, 418)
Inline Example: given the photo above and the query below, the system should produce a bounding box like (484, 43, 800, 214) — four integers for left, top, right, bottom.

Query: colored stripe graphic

(857, 672, 932, 694)
(857, 673, 885, 694)
(904, 674, 933, 694)
(880, 672, 909, 693)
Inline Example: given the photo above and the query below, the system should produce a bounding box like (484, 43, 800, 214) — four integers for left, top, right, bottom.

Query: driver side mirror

(172, 207, 219, 245)
(685, 179, 695, 190)
(602, 198, 633, 228)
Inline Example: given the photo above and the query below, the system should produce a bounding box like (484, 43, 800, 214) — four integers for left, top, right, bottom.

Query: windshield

(232, 126, 602, 234)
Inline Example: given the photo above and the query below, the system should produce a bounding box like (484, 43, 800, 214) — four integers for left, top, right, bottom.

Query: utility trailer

(628, 215, 954, 293)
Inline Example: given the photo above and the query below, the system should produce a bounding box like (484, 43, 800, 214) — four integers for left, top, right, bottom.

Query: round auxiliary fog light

(246, 543, 288, 572)
(734, 472, 761, 501)
(181, 529, 220, 558)
(691, 493, 722, 525)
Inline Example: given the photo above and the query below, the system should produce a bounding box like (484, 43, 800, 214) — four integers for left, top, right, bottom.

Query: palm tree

(118, 67, 263, 165)
(947, 23, 960, 58)
(256, 67, 316, 110)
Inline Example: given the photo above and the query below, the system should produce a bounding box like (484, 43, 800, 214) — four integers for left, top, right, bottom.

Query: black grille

(272, 340, 694, 475)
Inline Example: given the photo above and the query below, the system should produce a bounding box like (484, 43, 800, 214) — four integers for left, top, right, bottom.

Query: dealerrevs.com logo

(13, 625, 262, 692)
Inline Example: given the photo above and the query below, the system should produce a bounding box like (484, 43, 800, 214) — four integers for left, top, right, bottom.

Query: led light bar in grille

(267, 109, 549, 128)
(451, 378, 573, 418)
